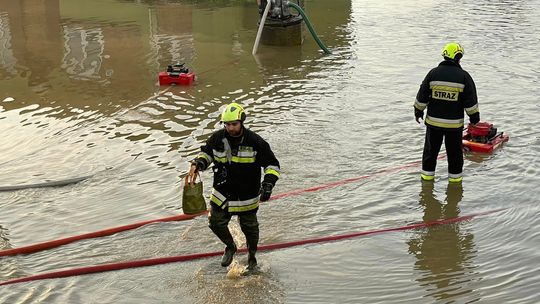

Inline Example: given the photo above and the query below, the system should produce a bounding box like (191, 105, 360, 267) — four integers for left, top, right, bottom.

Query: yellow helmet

(221, 102, 246, 122)
(441, 42, 464, 60)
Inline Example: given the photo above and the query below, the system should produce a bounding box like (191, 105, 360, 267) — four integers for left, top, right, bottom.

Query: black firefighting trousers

(208, 204, 259, 257)
(422, 126, 463, 175)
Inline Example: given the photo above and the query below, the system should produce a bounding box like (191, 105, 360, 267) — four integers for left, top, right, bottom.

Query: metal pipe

(252, 0, 272, 55)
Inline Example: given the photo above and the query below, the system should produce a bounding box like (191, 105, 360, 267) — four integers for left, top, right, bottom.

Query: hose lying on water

(0, 156, 443, 257)
(0, 208, 506, 287)
(0, 175, 92, 192)
(0, 212, 206, 257)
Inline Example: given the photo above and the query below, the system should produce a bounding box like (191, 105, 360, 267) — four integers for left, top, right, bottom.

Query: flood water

(1, 0, 539, 303)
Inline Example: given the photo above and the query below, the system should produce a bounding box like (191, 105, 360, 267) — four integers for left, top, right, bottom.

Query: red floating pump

(158, 63, 195, 86)
(462, 121, 509, 153)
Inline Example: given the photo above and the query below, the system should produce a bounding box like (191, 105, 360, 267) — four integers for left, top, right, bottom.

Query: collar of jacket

(439, 60, 462, 69)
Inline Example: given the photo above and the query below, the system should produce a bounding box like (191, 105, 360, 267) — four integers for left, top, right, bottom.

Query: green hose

(287, 1, 331, 54)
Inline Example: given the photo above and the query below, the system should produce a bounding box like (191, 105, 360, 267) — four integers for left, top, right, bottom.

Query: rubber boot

(210, 227, 237, 267)
(221, 244, 237, 267)
(242, 226, 259, 271)
(247, 251, 257, 271)
(239, 212, 259, 271)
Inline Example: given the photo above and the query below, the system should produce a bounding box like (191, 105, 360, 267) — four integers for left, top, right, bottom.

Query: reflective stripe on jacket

(414, 60, 479, 130)
(195, 127, 280, 213)
(210, 188, 260, 213)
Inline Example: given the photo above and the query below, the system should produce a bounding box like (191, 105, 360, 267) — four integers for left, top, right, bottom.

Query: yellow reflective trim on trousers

(449, 176, 463, 183)
(228, 201, 259, 213)
(426, 117, 464, 129)
(264, 168, 280, 178)
(421, 174, 435, 181)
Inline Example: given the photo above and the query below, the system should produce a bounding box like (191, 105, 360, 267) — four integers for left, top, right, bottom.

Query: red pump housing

(462, 122, 509, 153)
(158, 63, 195, 86)
(159, 72, 195, 85)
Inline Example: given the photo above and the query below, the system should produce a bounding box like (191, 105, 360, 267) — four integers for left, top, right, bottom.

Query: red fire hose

(0, 157, 442, 258)
(0, 208, 505, 287)
(0, 212, 206, 257)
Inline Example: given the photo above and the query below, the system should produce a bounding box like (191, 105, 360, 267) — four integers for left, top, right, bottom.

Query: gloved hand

(259, 182, 273, 202)
(187, 160, 205, 186)
(192, 159, 205, 171)
(469, 113, 480, 125)
(415, 109, 424, 124)
(186, 164, 199, 186)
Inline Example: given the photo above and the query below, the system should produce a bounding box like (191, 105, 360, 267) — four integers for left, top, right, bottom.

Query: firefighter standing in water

(414, 42, 480, 182)
(186, 102, 281, 270)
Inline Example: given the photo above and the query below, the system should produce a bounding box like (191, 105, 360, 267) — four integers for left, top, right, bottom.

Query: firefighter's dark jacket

(414, 60, 480, 130)
(193, 127, 280, 213)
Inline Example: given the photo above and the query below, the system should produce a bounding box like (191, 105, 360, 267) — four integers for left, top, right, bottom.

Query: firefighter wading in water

(414, 42, 480, 183)
(186, 102, 281, 271)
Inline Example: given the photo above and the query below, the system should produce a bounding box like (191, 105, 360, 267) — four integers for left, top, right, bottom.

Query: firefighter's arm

(186, 139, 214, 186)
(414, 72, 431, 123)
(463, 72, 480, 124)
(258, 139, 280, 201)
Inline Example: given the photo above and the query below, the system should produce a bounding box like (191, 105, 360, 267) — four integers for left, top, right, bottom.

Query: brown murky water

(1, 0, 539, 303)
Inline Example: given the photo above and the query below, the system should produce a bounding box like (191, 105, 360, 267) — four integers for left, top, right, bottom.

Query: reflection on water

(0, 0, 351, 148)
(0, 0, 355, 188)
(0, 12, 16, 77)
(0, 224, 10, 250)
(408, 181, 477, 302)
(61, 26, 105, 81)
